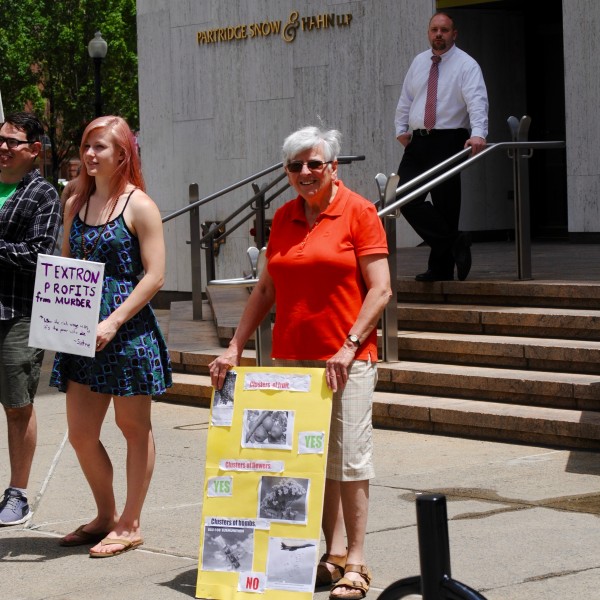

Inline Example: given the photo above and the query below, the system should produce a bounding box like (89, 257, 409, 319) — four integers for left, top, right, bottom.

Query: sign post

(196, 366, 332, 600)
(28, 254, 104, 357)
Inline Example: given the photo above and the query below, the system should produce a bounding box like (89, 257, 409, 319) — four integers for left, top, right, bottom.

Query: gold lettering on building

(197, 25, 248, 45)
(248, 20, 281, 38)
(197, 10, 353, 46)
(282, 11, 300, 42)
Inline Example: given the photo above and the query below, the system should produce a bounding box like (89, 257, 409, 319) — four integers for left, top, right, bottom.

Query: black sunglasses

(0, 136, 32, 149)
(285, 160, 332, 173)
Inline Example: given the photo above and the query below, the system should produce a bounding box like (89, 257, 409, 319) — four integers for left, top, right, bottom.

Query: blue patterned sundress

(50, 201, 172, 397)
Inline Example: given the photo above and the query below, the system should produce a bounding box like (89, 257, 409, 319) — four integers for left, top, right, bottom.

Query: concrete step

(158, 371, 600, 450)
(191, 328, 600, 377)
(395, 330, 600, 373)
(163, 372, 213, 407)
(206, 291, 600, 350)
(206, 284, 254, 346)
(168, 352, 600, 412)
(397, 302, 600, 339)
(378, 361, 600, 411)
(397, 279, 600, 309)
(372, 391, 600, 450)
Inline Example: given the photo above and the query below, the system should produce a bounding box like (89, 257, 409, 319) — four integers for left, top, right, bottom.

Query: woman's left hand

(325, 345, 357, 392)
(95, 318, 119, 352)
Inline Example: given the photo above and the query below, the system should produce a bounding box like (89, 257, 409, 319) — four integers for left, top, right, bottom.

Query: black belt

(412, 128, 467, 136)
(412, 129, 435, 136)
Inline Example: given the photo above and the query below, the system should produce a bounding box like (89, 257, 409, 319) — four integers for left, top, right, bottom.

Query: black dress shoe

(415, 270, 454, 282)
(453, 232, 472, 281)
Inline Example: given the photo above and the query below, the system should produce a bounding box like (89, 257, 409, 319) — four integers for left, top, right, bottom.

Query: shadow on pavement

(157, 566, 199, 597)
(0, 533, 91, 561)
(566, 450, 600, 476)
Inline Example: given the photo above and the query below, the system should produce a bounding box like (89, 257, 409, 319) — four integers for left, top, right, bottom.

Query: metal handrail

(202, 174, 289, 247)
(171, 155, 365, 320)
(208, 277, 259, 287)
(377, 116, 566, 362)
(374, 147, 472, 210)
(162, 154, 366, 224)
(378, 141, 565, 218)
(162, 162, 283, 224)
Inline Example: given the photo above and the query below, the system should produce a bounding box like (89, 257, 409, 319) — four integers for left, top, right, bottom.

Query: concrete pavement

(2, 352, 600, 599)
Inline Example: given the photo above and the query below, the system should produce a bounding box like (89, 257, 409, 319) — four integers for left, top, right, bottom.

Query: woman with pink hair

(51, 116, 171, 557)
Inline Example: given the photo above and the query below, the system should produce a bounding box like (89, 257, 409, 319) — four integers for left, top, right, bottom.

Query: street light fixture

(88, 31, 108, 118)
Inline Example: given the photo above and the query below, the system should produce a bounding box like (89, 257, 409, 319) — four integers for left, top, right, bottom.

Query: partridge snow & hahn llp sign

(197, 10, 353, 45)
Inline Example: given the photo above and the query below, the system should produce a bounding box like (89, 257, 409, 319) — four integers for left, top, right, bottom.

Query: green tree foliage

(0, 0, 138, 184)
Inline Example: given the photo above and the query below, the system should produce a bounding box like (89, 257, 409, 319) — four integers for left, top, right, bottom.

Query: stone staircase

(160, 278, 600, 451)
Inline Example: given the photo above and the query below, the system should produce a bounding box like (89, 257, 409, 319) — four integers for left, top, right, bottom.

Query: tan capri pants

(272, 358, 377, 481)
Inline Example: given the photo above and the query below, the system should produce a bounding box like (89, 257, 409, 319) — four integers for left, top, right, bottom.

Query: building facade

(137, 0, 596, 293)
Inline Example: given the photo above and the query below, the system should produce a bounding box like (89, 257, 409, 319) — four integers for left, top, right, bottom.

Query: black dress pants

(398, 128, 469, 277)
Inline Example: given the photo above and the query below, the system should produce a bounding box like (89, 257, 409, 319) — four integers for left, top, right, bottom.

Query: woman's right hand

(208, 268, 276, 390)
(209, 348, 240, 390)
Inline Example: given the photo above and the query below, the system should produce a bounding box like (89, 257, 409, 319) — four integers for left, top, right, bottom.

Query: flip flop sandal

(59, 524, 110, 547)
(329, 564, 372, 600)
(315, 552, 347, 587)
(88, 536, 144, 558)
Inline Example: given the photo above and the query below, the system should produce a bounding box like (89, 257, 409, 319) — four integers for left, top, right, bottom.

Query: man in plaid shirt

(0, 112, 60, 525)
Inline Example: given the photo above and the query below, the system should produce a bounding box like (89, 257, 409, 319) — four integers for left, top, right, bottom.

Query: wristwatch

(347, 334, 360, 347)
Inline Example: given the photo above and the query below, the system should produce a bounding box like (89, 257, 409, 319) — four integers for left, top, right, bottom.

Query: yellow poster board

(196, 366, 332, 600)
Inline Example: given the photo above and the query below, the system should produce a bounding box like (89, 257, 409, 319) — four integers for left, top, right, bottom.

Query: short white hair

(282, 126, 342, 164)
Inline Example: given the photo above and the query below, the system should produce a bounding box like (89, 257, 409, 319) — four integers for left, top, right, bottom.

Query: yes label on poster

(298, 431, 325, 454)
(207, 476, 233, 497)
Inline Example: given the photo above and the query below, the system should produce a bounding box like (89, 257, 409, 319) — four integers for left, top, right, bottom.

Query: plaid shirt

(0, 169, 61, 320)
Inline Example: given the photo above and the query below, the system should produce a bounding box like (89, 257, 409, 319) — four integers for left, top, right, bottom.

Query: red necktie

(424, 55, 441, 131)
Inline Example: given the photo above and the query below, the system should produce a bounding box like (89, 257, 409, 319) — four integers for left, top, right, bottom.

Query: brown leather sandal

(59, 524, 109, 547)
(329, 564, 371, 599)
(315, 552, 347, 587)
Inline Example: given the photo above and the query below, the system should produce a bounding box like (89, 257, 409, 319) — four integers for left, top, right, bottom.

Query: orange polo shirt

(266, 180, 388, 361)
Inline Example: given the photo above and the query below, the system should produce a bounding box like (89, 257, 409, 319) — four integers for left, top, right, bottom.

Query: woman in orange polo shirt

(210, 126, 391, 600)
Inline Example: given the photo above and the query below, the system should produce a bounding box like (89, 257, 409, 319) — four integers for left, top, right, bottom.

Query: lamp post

(88, 31, 108, 118)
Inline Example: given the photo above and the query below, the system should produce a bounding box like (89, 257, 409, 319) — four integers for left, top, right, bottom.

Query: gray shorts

(272, 358, 377, 482)
(0, 317, 44, 409)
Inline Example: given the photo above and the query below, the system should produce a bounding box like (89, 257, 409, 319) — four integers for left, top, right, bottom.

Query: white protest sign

(28, 254, 104, 357)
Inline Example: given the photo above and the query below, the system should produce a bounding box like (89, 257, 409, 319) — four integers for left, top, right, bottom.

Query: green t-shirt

(0, 181, 18, 210)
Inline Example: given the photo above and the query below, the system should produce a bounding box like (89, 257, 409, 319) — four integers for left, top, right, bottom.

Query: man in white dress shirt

(395, 12, 488, 281)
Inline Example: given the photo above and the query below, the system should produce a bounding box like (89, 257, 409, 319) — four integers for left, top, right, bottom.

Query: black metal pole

(376, 492, 488, 599)
(416, 494, 452, 599)
(251, 183, 267, 249)
(205, 222, 217, 283)
(93, 57, 103, 117)
(189, 184, 204, 321)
